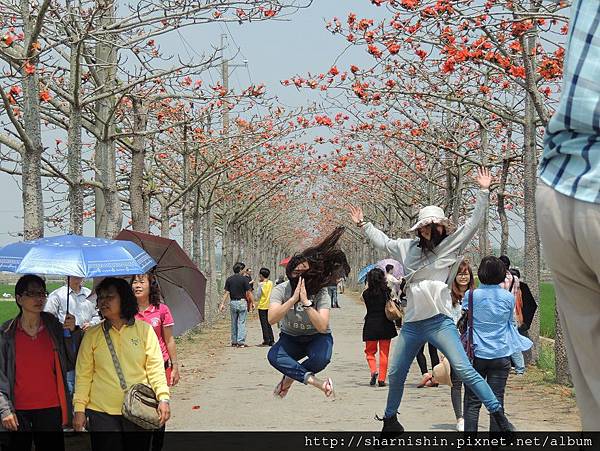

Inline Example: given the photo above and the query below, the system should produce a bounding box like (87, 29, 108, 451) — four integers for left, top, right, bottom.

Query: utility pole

(220, 34, 247, 274)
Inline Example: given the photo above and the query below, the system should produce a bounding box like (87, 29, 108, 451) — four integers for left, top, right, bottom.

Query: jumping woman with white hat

(349, 167, 514, 434)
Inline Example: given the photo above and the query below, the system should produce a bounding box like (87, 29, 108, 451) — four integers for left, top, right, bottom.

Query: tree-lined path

(169, 292, 579, 431)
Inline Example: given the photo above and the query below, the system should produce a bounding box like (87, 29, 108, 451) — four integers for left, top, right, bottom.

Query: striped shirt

(539, 0, 600, 203)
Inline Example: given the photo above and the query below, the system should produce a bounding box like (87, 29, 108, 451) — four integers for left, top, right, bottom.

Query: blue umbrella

(0, 234, 156, 336)
(358, 263, 376, 284)
(0, 234, 156, 278)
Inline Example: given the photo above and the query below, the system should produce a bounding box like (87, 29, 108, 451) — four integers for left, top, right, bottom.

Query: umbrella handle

(64, 276, 71, 337)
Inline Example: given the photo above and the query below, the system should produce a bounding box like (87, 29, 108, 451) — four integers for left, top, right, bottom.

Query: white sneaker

(456, 418, 464, 432)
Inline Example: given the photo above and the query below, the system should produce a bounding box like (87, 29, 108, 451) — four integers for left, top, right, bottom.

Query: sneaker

(456, 418, 464, 432)
(378, 380, 386, 387)
(370, 372, 378, 386)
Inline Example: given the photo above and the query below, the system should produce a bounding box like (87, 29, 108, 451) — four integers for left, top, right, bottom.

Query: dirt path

(169, 291, 580, 431)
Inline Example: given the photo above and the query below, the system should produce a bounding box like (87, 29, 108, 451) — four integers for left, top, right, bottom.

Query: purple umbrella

(376, 258, 404, 279)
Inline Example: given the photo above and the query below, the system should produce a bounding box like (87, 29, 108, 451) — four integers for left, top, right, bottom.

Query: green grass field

(539, 282, 556, 339)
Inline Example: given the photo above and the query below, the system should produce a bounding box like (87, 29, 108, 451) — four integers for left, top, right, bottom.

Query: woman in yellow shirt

(72, 277, 170, 451)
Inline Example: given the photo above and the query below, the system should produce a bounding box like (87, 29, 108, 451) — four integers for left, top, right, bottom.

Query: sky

(0, 0, 525, 248)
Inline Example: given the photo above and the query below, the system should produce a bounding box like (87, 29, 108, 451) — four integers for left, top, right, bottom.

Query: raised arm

(438, 167, 491, 256)
(348, 205, 411, 261)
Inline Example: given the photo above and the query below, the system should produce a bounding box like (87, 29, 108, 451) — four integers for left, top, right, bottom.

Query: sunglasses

(22, 290, 49, 299)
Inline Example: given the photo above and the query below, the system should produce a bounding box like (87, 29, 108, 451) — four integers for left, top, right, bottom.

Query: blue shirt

(463, 285, 532, 360)
(538, 0, 600, 203)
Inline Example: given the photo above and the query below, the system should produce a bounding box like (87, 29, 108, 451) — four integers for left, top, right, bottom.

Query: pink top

(136, 303, 175, 362)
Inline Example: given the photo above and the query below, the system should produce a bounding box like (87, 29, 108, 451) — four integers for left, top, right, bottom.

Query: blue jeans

(464, 357, 511, 431)
(328, 286, 339, 307)
(267, 332, 333, 383)
(230, 300, 248, 345)
(384, 314, 502, 418)
(510, 319, 525, 374)
(66, 370, 75, 395)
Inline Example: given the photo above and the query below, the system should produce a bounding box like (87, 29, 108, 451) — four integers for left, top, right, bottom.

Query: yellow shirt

(73, 319, 169, 415)
(257, 280, 273, 310)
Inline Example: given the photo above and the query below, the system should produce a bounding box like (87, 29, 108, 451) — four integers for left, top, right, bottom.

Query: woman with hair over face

(349, 167, 515, 434)
(0, 274, 80, 451)
(267, 227, 350, 399)
(362, 268, 398, 387)
(132, 272, 179, 451)
(73, 277, 170, 451)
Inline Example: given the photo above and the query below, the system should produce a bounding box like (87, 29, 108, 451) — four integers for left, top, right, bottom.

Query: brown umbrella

(114, 230, 206, 336)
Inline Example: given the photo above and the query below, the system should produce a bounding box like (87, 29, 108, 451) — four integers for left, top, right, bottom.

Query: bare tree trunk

(94, 0, 121, 238)
(497, 157, 510, 256)
(157, 195, 170, 238)
(554, 303, 572, 385)
(130, 97, 149, 232)
(204, 205, 219, 320)
(67, 29, 84, 235)
(192, 195, 202, 267)
(522, 23, 541, 364)
(20, 0, 45, 240)
(221, 215, 233, 277)
(478, 125, 490, 260)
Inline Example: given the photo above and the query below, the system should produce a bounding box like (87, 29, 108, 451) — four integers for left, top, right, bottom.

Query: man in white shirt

(45, 276, 101, 395)
(45, 276, 100, 331)
(385, 264, 401, 300)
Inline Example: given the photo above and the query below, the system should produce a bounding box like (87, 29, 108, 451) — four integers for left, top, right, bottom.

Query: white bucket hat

(409, 205, 453, 232)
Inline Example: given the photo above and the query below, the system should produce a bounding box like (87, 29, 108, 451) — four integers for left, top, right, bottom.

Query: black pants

(416, 343, 439, 374)
(258, 309, 274, 345)
(463, 357, 511, 431)
(86, 409, 152, 451)
(6, 407, 63, 451)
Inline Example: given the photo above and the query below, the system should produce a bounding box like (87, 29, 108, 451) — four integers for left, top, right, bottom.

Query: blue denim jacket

(464, 285, 532, 360)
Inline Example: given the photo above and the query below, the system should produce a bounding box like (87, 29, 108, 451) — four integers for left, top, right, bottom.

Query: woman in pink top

(131, 273, 179, 386)
(131, 272, 179, 451)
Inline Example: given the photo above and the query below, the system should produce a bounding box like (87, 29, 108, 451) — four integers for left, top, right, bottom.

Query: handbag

(384, 297, 403, 321)
(459, 289, 475, 362)
(102, 326, 161, 430)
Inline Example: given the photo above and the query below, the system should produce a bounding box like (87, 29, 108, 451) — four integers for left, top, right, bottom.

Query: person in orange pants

(362, 268, 398, 386)
(365, 340, 392, 386)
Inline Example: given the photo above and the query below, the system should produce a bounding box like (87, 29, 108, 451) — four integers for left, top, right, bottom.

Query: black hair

(499, 255, 511, 271)
(131, 272, 163, 307)
(14, 274, 47, 313)
(96, 277, 139, 321)
(510, 268, 521, 279)
(259, 267, 270, 279)
(364, 268, 391, 299)
(233, 262, 245, 274)
(285, 226, 351, 297)
(385, 264, 394, 273)
(478, 256, 506, 285)
(417, 224, 448, 253)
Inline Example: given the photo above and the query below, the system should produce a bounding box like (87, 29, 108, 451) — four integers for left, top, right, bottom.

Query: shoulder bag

(384, 291, 403, 321)
(102, 326, 161, 429)
(458, 289, 475, 361)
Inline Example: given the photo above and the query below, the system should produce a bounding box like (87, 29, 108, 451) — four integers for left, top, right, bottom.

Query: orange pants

(365, 339, 391, 382)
